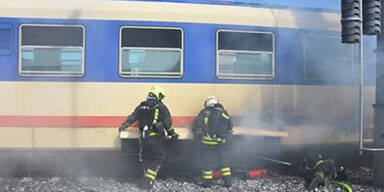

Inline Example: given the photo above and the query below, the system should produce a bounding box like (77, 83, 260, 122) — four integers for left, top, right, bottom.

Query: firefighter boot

(140, 177, 153, 190)
(308, 175, 324, 190)
(201, 180, 213, 188)
(223, 176, 232, 188)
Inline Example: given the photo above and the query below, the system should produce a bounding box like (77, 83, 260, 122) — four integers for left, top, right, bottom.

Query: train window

(19, 24, 85, 77)
(119, 26, 183, 78)
(216, 30, 274, 80)
(303, 35, 354, 81)
(0, 23, 13, 55)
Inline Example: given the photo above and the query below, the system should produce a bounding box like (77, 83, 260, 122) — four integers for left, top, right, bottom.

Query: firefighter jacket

(193, 103, 233, 145)
(119, 98, 174, 138)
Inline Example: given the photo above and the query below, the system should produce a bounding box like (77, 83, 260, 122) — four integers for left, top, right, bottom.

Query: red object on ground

(212, 170, 222, 179)
(247, 169, 267, 179)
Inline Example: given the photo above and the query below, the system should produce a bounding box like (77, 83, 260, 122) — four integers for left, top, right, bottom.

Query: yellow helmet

(149, 86, 165, 100)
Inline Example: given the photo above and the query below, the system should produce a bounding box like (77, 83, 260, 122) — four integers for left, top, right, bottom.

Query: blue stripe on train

(0, 17, 376, 85)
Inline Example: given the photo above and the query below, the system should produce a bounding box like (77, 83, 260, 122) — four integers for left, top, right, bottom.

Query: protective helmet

(149, 86, 165, 100)
(204, 96, 218, 107)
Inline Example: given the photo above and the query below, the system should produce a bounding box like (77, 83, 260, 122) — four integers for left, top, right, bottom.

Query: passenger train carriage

(0, 0, 377, 150)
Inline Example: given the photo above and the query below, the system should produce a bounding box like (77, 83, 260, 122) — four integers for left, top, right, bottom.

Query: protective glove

(118, 126, 126, 132)
(168, 130, 179, 140)
(171, 133, 179, 140)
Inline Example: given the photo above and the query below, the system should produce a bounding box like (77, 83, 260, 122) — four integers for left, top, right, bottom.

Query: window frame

(216, 29, 275, 80)
(18, 24, 85, 77)
(119, 26, 184, 78)
(302, 34, 355, 81)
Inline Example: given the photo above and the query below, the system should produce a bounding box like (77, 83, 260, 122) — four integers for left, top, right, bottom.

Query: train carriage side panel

(0, 0, 377, 148)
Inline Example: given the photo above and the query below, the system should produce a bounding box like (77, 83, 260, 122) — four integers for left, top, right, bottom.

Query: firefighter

(118, 86, 179, 189)
(301, 154, 338, 190)
(192, 96, 234, 188)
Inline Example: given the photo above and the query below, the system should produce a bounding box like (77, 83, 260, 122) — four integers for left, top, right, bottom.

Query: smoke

(0, 149, 139, 178)
(227, 6, 378, 162)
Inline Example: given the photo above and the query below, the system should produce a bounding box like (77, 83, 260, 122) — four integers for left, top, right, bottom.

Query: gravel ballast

(0, 169, 382, 192)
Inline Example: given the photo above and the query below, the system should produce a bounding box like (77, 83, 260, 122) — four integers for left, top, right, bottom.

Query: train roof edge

(115, 0, 341, 11)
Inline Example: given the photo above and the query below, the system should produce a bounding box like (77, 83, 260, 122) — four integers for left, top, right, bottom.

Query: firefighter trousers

(140, 137, 167, 181)
(201, 143, 231, 181)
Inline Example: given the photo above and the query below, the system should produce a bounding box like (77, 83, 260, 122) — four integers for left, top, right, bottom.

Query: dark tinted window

(21, 25, 83, 46)
(218, 31, 273, 52)
(121, 28, 182, 48)
(120, 27, 183, 78)
(20, 25, 84, 76)
(217, 30, 274, 79)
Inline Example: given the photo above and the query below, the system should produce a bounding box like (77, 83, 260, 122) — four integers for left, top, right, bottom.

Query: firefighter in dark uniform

(118, 86, 179, 189)
(301, 154, 338, 190)
(192, 96, 234, 188)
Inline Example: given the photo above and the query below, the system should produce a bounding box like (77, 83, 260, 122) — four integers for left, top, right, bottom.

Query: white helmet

(204, 96, 218, 107)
